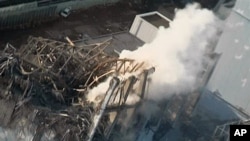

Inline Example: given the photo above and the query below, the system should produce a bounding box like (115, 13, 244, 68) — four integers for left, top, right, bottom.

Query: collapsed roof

(0, 36, 152, 141)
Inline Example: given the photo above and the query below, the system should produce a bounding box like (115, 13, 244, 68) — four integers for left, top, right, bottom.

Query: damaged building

(0, 35, 154, 141)
(0, 0, 249, 141)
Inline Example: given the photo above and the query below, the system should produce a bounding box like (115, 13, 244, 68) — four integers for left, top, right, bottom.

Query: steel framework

(212, 119, 250, 141)
(0, 36, 152, 141)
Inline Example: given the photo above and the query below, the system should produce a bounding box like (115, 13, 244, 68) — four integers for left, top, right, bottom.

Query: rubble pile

(0, 36, 140, 141)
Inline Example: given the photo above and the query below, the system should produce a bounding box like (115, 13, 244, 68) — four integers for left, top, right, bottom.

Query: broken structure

(0, 1, 245, 140)
(0, 36, 153, 141)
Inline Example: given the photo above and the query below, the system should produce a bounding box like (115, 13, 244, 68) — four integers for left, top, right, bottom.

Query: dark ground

(0, 0, 222, 48)
(0, 2, 177, 48)
(0, 3, 139, 48)
(0, 1, 180, 48)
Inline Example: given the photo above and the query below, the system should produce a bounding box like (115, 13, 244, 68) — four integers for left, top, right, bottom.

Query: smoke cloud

(86, 4, 219, 141)
(87, 3, 219, 103)
(86, 76, 141, 105)
(120, 3, 218, 100)
(86, 77, 112, 103)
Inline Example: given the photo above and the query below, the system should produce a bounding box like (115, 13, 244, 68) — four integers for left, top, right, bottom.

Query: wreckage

(0, 36, 153, 141)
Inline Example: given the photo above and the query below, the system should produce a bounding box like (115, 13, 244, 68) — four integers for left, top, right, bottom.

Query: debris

(0, 36, 150, 141)
(65, 36, 75, 46)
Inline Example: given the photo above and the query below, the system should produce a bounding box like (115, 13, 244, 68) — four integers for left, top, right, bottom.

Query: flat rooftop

(142, 13, 170, 28)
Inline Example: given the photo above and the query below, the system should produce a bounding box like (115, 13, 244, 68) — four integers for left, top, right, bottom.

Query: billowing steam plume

(87, 3, 218, 102)
(120, 3, 218, 99)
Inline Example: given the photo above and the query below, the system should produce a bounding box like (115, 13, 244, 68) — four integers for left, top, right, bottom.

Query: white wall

(129, 11, 171, 43)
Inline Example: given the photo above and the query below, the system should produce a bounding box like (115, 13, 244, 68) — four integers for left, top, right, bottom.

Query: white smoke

(87, 75, 141, 105)
(86, 77, 112, 103)
(87, 3, 219, 103)
(120, 3, 218, 100)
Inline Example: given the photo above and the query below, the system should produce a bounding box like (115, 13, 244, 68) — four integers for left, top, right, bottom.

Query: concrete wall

(207, 0, 250, 115)
(129, 11, 171, 43)
(130, 14, 158, 43)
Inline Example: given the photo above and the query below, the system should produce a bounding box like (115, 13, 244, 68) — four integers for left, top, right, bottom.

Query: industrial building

(204, 0, 250, 140)
(0, 35, 154, 140)
(207, 0, 250, 114)
(129, 11, 171, 43)
(124, 1, 250, 140)
(0, 0, 249, 141)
